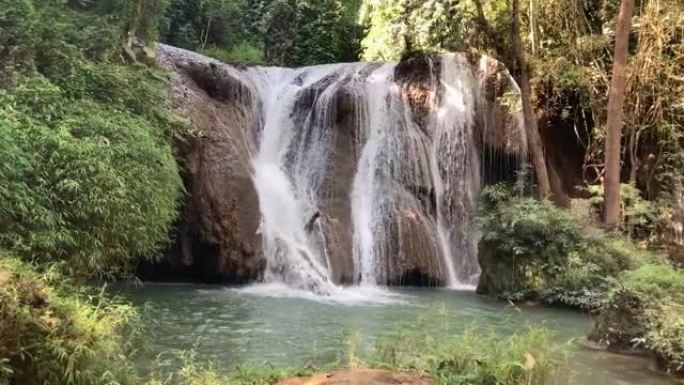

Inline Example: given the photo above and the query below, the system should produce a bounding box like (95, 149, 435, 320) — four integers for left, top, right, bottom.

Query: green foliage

(162, 0, 245, 50)
(593, 263, 684, 374)
(359, 0, 465, 61)
(145, 350, 315, 385)
(0, 81, 182, 278)
(479, 186, 588, 275)
(253, 0, 359, 66)
(477, 185, 652, 310)
(110, 0, 169, 44)
(202, 42, 266, 65)
(622, 263, 684, 301)
(642, 298, 684, 373)
(371, 322, 565, 385)
(288, 0, 347, 65)
(161, 0, 361, 66)
(0, 255, 142, 385)
(0, 0, 183, 279)
(585, 183, 660, 240)
(0, 0, 36, 85)
(480, 186, 683, 373)
(260, 0, 297, 65)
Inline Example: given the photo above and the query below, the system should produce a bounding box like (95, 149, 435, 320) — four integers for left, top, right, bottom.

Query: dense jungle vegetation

(0, 0, 682, 383)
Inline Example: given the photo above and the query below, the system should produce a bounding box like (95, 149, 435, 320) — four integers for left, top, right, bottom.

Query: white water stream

(225, 54, 526, 294)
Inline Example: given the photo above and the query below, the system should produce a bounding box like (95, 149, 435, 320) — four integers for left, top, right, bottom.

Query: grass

(621, 263, 684, 300)
(370, 325, 566, 385)
(201, 42, 266, 66)
(0, 254, 142, 385)
(145, 350, 318, 385)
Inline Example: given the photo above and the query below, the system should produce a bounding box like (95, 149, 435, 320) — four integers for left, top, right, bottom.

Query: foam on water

(232, 283, 409, 306)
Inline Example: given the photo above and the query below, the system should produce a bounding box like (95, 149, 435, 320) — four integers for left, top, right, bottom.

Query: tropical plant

(0, 0, 183, 278)
(476, 185, 653, 310)
(0, 255, 143, 385)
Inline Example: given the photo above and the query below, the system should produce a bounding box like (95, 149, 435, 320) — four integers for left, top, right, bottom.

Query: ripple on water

(110, 283, 678, 385)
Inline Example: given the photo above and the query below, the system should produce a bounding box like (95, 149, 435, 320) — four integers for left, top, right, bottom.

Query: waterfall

(180, 48, 528, 293)
(248, 64, 359, 294)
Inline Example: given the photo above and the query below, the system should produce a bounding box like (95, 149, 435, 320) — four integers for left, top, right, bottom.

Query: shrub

(643, 299, 684, 374)
(585, 183, 660, 240)
(0, 254, 142, 385)
(0, 75, 182, 279)
(476, 185, 654, 310)
(0, 1, 184, 279)
(202, 42, 266, 66)
(624, 263, 684, 374)
(592, 263, 684, 375)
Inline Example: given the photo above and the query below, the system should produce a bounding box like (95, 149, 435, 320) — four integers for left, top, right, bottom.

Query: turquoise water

(113, 283, 677, 385)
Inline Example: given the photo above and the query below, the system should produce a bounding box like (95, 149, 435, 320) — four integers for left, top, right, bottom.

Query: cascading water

(247, 64, 357, 294)
(428, 53, 484, 287)
(203, 50, 527, 294)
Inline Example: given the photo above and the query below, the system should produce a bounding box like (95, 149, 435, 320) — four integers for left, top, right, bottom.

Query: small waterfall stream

(213, 53, 526, 293)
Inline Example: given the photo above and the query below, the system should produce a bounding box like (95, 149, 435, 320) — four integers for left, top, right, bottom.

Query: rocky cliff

(143, 45, 528, 287)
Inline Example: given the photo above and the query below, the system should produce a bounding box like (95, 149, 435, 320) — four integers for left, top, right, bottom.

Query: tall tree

(359, 0, 463, 61)
(100, 0, 168, 62)
(511, 0, 551, 199)
(262, 0, 352, 66)
(603, 0, 634, 228)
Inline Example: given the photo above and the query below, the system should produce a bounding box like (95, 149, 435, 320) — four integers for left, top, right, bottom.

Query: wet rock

(148, 45, 264, 283)
(380, 201, 446, 286)
(588, 290, 647, 352)
(277, 369, 436, 385)
(149, 45, 526, 286)
(395, 52, 441, 135)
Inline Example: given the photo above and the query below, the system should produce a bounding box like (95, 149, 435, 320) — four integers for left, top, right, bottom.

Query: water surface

(113, 283, 676, 385)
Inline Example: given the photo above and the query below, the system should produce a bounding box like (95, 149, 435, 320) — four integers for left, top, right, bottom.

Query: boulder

(146, 45, 264, 283)
(277, 369, 436, 385)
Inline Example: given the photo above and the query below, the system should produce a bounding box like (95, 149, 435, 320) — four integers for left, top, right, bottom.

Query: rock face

(588, 290, 646, 352)
(150, 45, 527, 287)
(277, 369, 436, 385)
(150, 46, 264, 282)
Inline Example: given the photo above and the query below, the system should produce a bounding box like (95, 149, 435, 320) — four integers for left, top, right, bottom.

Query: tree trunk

(472, 0, 505, 54)
(511, 0, 551, 199)
(473, 0, 494, 36)
(603, 0, 634, 228)
(122, 0, 144, 63)
(200, 16, 213, 52)
(528, 0, 537, 55)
